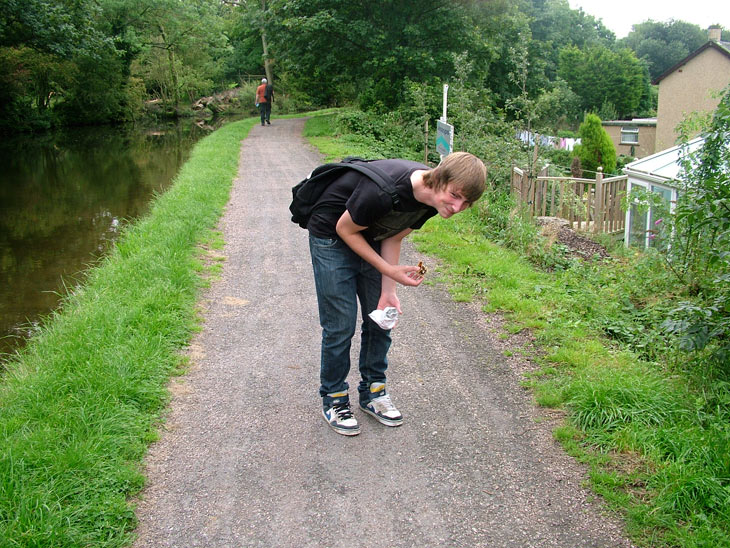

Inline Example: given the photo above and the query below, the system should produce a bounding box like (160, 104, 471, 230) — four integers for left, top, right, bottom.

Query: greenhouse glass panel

(648, 185, 673, 248)
(629, 202, 648, 248)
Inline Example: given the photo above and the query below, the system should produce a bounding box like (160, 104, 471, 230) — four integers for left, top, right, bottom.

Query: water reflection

(0, 119, 237, 360)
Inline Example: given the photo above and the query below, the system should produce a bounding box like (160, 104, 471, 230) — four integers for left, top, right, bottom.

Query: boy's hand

(378, 294, 401, 314)
(389, 265, 424, 287)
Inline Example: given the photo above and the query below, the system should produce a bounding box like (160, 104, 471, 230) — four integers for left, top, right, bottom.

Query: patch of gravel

(132, 120, 635, 548)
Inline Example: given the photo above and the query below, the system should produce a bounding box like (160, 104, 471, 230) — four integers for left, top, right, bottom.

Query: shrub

(573, 113, 617, 177)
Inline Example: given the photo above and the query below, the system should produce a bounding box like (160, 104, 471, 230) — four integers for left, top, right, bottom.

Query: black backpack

(289, 157, 400, 229)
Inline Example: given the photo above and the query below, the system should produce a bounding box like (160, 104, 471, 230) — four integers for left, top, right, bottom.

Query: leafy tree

(533, 78, 582, 130)
(662, 86, 730, 370)
(130, 0, 229, 112)
(0, 0, 233, 129)
(462, 2, 544, 112)
(621, 20, 707, 81)
(222, 2, 266, 82)
(0, 0, 108, 57)
(267, 0, 472, 109)
(528, 0, 615, 81)
(573, 113, 616, 177)
(0, 0, 114, 129)
(558, 44, 646, 118)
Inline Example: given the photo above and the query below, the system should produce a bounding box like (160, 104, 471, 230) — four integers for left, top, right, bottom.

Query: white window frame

(620, 126, 639, 145)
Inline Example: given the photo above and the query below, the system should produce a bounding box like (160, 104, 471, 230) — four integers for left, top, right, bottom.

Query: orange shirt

(256, 84, 268, 103)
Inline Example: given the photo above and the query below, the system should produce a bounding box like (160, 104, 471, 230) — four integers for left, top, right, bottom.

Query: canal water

(0, 118, 239, 361)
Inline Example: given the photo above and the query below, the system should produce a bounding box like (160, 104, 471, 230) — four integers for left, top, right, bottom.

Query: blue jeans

(309, 234, 392, 409)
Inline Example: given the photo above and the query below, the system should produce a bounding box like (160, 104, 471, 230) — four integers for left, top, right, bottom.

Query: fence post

(594, 167, 603, 234)
(424, 120, 429, 165)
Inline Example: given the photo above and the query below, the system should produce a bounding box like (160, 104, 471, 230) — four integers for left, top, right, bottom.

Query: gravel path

(132, 118, 633, 547)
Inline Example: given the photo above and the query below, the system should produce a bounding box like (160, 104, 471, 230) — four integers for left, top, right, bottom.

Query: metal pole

(441, 84, 449, 122)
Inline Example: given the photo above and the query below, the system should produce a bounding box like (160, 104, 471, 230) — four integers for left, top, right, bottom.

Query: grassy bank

(0, 118, 257, 547)
(408, 212, 728, 547)
(303, 113, 730, 548)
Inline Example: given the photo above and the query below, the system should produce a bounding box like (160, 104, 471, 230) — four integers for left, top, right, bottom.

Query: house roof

(602, 118, 657, 127)
(653, 40, 730, 85)
(624, 137, 705, 184)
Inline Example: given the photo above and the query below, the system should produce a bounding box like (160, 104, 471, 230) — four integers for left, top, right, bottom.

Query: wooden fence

(511, 166, 627, 234)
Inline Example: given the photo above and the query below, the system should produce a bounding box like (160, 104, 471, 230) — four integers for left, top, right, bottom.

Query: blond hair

(422, 152, 486, 204)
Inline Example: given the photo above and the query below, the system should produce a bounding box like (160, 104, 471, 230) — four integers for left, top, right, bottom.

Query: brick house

(653, 27, 730, 151)
(601, 118, 657, 159)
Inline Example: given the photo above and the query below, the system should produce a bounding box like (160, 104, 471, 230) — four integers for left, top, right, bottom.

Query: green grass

(303, 116, 730, 547)
(411, 215, 730, 548)
(0, 117, 258, 547)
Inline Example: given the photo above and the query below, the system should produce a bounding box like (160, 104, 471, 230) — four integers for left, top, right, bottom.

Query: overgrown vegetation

(302, 84, 730, 546)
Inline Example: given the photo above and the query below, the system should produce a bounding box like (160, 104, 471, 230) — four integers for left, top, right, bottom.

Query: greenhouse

(623, 136, 705, 248)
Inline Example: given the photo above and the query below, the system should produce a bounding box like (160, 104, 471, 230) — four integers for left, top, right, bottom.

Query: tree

(0, 0, 108, 57)
(573, 113, 616, 177)
(0, 0, 114, 129)
(558, 44, 646, 118)
(621, 20, 707, 81)
(533, 78, 582, 129)
(129, 0, 229, 113)
(267, 0, 472, 109)
(528, 0, 615, 81)
(222, 7, 265, 82)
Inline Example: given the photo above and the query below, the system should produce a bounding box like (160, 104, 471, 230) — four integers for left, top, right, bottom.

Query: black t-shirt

(306, 159, 437, 242)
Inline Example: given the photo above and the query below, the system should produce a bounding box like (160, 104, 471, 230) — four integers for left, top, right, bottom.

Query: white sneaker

(360, 383, 403, 427)
(322, 401, 360, 436)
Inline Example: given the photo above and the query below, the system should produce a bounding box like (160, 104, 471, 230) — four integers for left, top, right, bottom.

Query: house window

(621, 127, 639, 144)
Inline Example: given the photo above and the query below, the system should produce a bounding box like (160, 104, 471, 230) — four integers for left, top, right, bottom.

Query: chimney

(708, 27, 721, 42)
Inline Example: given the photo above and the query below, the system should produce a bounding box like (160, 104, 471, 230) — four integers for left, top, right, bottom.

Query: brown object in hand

(417, 261, 427, 276)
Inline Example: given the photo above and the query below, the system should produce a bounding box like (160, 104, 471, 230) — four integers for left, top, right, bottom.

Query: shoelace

(332, 402, 354, 420)
(372, 393, 396, 412)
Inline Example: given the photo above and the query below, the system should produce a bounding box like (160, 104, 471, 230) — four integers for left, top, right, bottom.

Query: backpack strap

(334, 160, 401, 208)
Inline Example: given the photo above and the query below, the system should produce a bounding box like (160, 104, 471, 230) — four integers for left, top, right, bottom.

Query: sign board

(436, 120, 453, 157)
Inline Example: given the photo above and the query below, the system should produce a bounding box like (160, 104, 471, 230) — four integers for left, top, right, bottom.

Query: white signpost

(436, 84, 453, 159)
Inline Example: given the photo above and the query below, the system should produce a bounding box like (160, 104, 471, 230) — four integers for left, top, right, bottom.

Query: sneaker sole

(322, 411, 360, 436)
(359, 404, 403, 427)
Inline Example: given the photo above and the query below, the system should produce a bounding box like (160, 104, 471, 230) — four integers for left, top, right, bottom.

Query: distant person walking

(255, 78, 273, 126)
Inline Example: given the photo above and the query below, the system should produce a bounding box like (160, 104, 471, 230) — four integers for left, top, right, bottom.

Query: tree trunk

(158, 24, 180, 115)
(260, 0, 272, 83)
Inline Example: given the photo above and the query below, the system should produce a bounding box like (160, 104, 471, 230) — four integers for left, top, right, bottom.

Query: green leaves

(268, 0, 471, 109)
(656, 86, 730, 371)
(558, 45, 646, 118)
(574, 113, 617, 177)
(621, 20, 707, 81)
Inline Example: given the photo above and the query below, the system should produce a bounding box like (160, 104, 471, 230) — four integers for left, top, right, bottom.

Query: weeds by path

(410, 211, 730, 548)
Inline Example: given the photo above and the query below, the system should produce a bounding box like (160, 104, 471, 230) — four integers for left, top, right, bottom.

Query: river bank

(0, 118, 255, 546)
(0, 117, 247, 360)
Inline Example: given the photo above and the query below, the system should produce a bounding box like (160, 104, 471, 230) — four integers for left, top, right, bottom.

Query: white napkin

(368, 307, 399, 330)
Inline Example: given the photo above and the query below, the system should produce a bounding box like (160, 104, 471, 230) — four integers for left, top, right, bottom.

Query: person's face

(433, 184, 470, 218)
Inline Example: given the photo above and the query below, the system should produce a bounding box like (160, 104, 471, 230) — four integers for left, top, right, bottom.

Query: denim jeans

(309, 234, 392, 409)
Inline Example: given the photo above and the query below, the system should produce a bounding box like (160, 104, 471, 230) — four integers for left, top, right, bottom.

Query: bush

(573, 113, 617, 177)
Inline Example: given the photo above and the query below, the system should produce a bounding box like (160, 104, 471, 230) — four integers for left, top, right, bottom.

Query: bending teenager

(306, 152, 487, 435)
